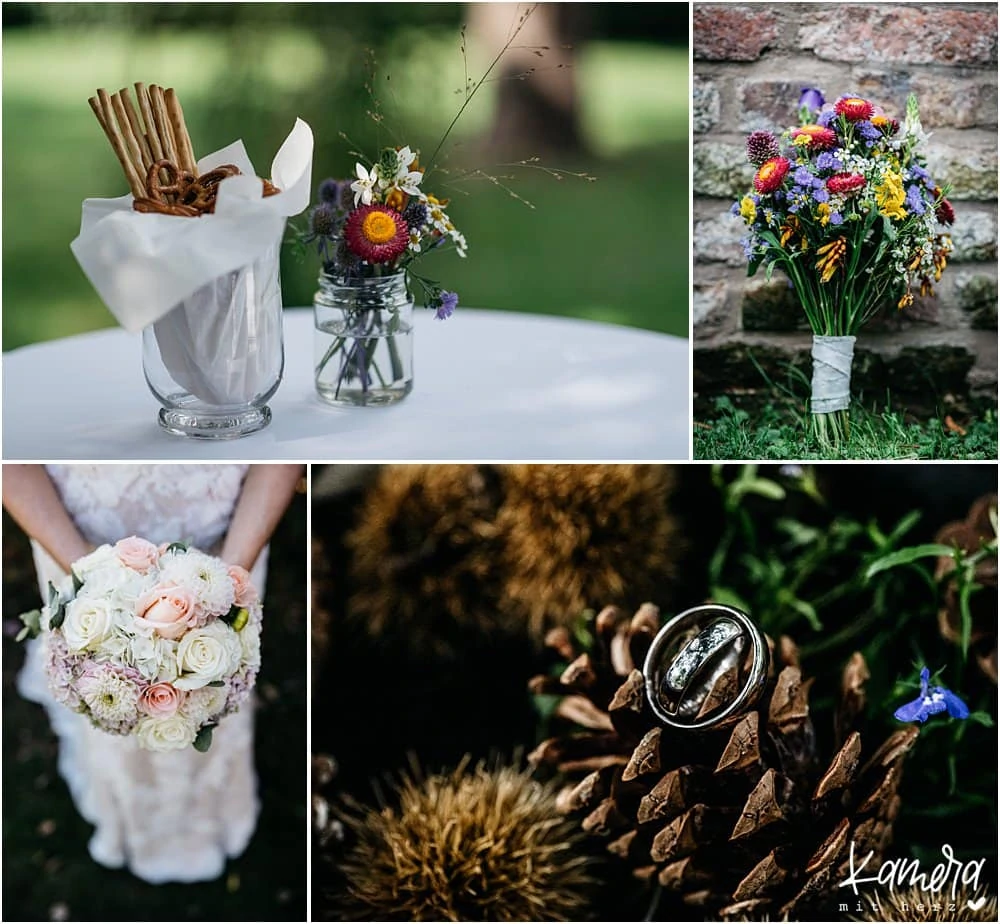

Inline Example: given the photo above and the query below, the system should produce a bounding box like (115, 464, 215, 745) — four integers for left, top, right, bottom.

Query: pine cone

(528, 604, 917, 920)
(345, 465, 504, 653)
(499, 465, 680, 639)
(935, 493, 998, 682)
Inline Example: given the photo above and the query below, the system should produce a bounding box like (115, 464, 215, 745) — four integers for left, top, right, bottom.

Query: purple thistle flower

(402, 200, 428, 229)
(435, 290, 459, 320)
(310, 203, 340, 238)
(894, 667, 969, 723)
(318, 178, 341, 204)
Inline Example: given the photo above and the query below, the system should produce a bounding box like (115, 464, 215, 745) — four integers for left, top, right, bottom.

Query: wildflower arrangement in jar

(734, 88, 955, 446)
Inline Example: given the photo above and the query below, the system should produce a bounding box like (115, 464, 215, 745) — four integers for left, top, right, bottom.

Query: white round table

(3, 309, 689, 460)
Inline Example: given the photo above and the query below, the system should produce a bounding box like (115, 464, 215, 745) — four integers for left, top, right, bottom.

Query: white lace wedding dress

(17, 464, 265, 884)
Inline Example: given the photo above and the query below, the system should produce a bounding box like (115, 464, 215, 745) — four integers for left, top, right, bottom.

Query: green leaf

(47, 581, 59, 611)
(709, 586, 750, 612)
(18, 609, 42, 640)
(733, 477, 786, 502)
(967, 711, 994, 728)
(71, 569, 84, 595)
(787, 596, 822, 631)
(165, 542, 189, 554)
(49, 603, 66, 630)
(193, 725, 216, 753)
(207, 681, 226, 688)
(864, 543, 957, 579)
(533, 693, 562, 725)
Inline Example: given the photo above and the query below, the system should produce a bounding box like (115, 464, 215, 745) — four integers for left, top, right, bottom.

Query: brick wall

(693, 1, 998, 419)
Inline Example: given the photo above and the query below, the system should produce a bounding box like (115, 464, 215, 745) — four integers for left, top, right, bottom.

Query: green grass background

(2, 22, 689, 349)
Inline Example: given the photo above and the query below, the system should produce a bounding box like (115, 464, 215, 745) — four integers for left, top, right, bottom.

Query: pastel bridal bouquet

(18, 537, 262, 753)
(734, 88, 954, 446)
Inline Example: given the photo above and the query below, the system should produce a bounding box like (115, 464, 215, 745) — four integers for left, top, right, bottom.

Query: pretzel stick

(135, 83, 163, 161)
(149, 85, 179, 168)
(165, 88, 196, 174)
(119, 88, 153, 170)
(93, 89, 145, 198)
(111, 91, 146, 179)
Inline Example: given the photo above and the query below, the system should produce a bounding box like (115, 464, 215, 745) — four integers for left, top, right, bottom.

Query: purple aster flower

(894, 667, 969, 723)
(799, 87, 825, 114)
(815, 152, 843, 172)
(740, 236, 754, 259)
(910, 163, 935, 189)
(812, 187, 830, 203)
(817, 109, 837, 128)
(905, 184, 927, 215)
(829, 212, 844, 225)
(730, 201, 740, 216)
(435, 290, 459, 320)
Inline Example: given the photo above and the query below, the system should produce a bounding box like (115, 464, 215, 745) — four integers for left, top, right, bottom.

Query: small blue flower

(793, 166, 815, 187)
(815, 152, 842, 172)
(730, 201, 741, 216)
(857, 120, 881, 142)
(435, 290, 459, 320)
(894, 667, 970, 724)
(318, 178, 341, 204)
(812, 187, 830, 203)
(910, 163, 935, 190)
(818, 110, 837, 128)
(829, 212, 844, 225)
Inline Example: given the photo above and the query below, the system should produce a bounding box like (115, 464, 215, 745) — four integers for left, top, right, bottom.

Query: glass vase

(142, 241, 284, 439)
(312, 272, 414, 407)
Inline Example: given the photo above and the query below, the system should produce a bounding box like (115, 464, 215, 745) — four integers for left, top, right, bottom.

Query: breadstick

(149, 85, 179, 168)
(93, 89, 145, 198)
(111, 91, 146, 178)
(135, 82, 164, 163)
(119, 88, 153, 170)
(165, 88, 196, 173)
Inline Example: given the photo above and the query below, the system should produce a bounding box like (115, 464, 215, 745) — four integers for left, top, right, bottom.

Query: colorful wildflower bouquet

(18, 537, 262, 753)
(735, 89, 955, 445)
(305, 150, 465, 404)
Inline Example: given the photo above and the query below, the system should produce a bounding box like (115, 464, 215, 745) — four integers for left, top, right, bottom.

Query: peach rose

(136, 584, 196, 640)
(115, 536, 159, 573)
(138, 682, 183, 717)
(228, 565, 258, 607)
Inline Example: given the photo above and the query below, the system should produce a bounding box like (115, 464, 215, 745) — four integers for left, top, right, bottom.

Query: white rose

(239, 622, 262, 671)
(61, 597, 114, 652)
(71, 544, 119, 579)
(174, 622, 241, 690)
(181, 685, 229, 725)
(134, 713, 197, 752)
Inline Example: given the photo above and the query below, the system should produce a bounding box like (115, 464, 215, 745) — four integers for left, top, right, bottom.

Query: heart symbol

(968, 897, 987, 912)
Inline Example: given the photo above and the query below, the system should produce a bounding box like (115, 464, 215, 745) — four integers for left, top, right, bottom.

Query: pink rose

(115, 536, 159, 573)
(228, 565, 259, 607)
(136, 584, 196, 640)
(138, 682, 183, 717)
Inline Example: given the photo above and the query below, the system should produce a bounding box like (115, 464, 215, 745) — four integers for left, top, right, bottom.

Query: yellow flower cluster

(739, 196, 757, 223)
(875, 169, 907, 220)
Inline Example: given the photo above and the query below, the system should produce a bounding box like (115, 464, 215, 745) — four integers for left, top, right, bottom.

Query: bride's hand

(219, 465, 303, 571)
(2, 465, 95, 572)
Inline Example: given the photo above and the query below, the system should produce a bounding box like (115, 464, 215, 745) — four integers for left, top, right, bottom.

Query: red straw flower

(935, 191, 956, 225)
(791, 124, 838, 149)
(753, 157, 791, 194)
(827, 173, 866, 195)
(835, 96, 875, 122)
(344, 205, 410, 264)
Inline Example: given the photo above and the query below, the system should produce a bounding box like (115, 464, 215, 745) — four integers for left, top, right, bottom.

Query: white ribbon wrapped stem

(810, 334, 856, 414)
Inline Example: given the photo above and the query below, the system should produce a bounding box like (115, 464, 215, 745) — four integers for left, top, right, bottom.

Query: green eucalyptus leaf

(193, 724, 216, 753)
(207, 681, 226, 688)
(71, 569, 84, 595)
(165, 542, 189, 554)
(50, 604, 66, 630)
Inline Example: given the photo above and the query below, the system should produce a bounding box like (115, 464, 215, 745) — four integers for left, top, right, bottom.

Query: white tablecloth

(3, 309, 688, 460)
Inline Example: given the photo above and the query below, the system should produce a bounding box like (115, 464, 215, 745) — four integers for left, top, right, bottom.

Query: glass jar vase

(142, 241, 284, 439)
(313, 271, 414, 406)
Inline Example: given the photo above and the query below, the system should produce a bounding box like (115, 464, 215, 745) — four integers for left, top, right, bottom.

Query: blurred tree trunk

(468, 2, 588, 156)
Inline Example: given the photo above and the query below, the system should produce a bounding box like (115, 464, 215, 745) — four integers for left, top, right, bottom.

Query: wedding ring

(642, 603, 769, 730)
